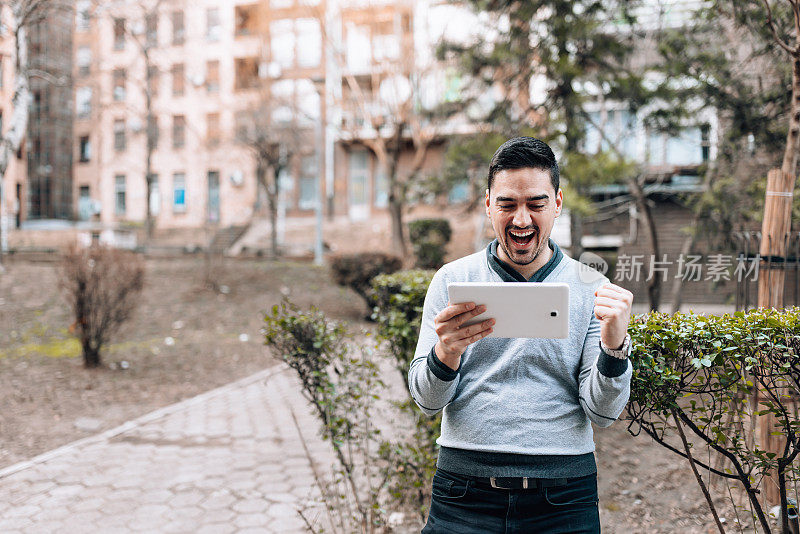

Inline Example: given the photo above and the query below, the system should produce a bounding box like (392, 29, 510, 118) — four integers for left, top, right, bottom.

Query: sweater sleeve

(577, 284, 632, 428)
(407, 269, 460, 416)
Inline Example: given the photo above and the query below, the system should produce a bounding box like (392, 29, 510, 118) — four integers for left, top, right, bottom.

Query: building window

(78, 185, 92, 220)
(701, 125, 711, 162)
(206, 8, 221, 41)
(114, 119, 126, 151)
(147, 116, 159, 149)
(207, 113, 220, 146)
(234, 57, 259, 90)
(173, 172, 186, 213)
(171, 63, 184, 96)
(77, 0, 90, 31)
(77, 46, 91, 77)
(375, 168, 388, 207)
(171, 10, 184, 45)
(206, 60, 220, 93)
(79, 135, 90, 162)
(113, 18, 125, 50)
(115, 175, 126, 215)
(270, 20, 295, 69)
(76, 87, 92, 118)
(113, 68, 126, 101)
(146, 13, 158, 47)
(147, 65, 159, 97)
(235, 5, 258, 36)
(296, 19, 321, 68)
(149, 174, 160, 216)
(299, 155, 318, 210)
(234, 111, 251, 142)
(172, 115, 186, 148)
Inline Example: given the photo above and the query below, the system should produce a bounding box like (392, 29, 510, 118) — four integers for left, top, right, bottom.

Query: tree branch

(761, 0, 797, 55)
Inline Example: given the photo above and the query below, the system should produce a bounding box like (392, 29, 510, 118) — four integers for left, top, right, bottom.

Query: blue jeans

(422, 468, 600, 534)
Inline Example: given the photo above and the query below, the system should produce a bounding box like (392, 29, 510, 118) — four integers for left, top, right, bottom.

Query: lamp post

(311, 76, 326, 266)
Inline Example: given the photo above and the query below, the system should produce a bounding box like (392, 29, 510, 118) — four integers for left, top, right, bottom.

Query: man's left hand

(593, 283, 633, 349)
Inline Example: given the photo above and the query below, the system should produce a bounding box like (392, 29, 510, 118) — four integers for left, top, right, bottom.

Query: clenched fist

(594, 283, 633, 350)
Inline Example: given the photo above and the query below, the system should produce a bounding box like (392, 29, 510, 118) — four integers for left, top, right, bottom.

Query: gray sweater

(408, 241, 631, 478)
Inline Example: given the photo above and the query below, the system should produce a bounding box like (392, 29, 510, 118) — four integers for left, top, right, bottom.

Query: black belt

(471, 476, 569, 490)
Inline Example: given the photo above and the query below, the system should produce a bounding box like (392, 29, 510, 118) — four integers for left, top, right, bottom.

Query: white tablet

(446, 282, 570, 339)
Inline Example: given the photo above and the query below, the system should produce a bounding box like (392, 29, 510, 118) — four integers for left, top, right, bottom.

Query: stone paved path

(0, 366, 337, 533)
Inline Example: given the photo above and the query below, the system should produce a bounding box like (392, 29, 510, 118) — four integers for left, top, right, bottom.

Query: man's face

(485, 167, 562, 267)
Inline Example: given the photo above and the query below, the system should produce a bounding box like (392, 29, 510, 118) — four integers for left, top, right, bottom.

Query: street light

(310, 76, 326, 266)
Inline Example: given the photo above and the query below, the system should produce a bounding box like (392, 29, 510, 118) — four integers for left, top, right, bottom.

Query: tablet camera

(550, 311, 558, 317)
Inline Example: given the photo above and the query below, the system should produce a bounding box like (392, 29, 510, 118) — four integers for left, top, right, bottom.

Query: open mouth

(507, 228, 536, 249)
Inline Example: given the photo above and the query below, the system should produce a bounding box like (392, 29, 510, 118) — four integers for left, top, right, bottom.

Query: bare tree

(60, 244, 145, 368)
(97, 0, 168, 241)
(0, 0, 69, 268)
(235, 86, 314, 259)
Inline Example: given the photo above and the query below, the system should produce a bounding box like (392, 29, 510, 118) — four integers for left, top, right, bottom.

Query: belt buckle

(489, 477, 529, 489)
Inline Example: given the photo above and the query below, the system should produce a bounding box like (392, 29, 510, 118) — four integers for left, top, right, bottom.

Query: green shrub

(262, 300, 387, 532)
(408, 218, 452, 269)
(329, 252, 402, 315)
(629, 308, 800, 533)
(371, 269, 434, 386)
(371, 269, 439, 521)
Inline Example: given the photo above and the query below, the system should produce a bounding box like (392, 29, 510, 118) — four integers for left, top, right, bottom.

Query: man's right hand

(434, 302, 495, 371)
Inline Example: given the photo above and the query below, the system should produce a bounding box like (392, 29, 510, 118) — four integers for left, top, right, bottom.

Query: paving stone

(232, 498, 268, 514)
(0, 517, 33, 530)
(198, 508, 236, 524)
(234, 512, 272, 528)
(196, 523, 236, 534)
(200, 492, 237, 511)
(168, 490, 206, 508)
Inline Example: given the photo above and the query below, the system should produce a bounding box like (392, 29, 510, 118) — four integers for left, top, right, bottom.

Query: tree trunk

(0, 18, 32, 267)
(569, 209, 584, 260)
(758, 55, 800, 309)
(669, 230, 697, 314)
(258, 160, 279, 259)
(387, 132, 407, 258)
(82, 339, 101, 368)
(629, 177, 661, 310)
(144, 104, 154, 240)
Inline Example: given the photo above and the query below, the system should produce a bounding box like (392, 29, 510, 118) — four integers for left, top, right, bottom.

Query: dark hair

(487, 136, 559, 192)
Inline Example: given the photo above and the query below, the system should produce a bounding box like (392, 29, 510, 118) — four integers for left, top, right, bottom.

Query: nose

(512, 206, 533, 228)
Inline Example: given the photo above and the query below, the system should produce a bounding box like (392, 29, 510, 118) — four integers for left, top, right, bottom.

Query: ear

(485, 188, 491, 216)
(555, 188, 563, 217)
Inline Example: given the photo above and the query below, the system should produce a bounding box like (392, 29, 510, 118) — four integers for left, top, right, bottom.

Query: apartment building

(73, 0, 453, 233)
(0, 6, 28, 235)
(27, 10, 74, 220)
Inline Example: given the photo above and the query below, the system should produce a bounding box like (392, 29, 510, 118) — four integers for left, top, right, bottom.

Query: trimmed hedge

(329, 252, 402, 315)
(408, 218, 452, 269)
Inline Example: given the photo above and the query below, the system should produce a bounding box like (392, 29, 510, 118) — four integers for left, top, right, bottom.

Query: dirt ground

(0, 255, 776, 532)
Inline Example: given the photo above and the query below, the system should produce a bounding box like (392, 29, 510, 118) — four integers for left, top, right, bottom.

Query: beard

(497, 226, 548, 266)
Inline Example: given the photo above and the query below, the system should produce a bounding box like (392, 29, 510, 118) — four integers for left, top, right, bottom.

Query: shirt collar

(486, 238, 563, 282)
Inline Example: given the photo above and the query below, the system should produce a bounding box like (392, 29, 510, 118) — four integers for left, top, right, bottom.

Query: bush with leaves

(329, 252, 402, 316)
(371, 269, 440, 521)
(263, 300, 388, 533)
(408, 218, 452, 270)
(628, 308, 800, 534)
(60, 244, 145, 368)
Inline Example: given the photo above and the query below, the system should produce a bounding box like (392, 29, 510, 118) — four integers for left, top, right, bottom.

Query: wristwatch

(600, 334, 631, 359)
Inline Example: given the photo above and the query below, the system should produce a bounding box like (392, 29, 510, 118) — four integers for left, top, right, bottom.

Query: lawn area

(0, 255, 365, 469)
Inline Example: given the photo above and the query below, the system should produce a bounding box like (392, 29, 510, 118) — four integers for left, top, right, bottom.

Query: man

(409, 136, 633, 533)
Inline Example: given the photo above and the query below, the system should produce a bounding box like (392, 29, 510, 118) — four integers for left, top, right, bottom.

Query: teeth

(509, 230, 534, 238)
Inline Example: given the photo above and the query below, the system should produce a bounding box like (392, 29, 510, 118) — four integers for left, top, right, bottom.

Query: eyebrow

(495, 195, 549, 203)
